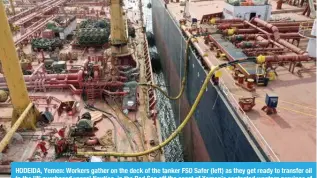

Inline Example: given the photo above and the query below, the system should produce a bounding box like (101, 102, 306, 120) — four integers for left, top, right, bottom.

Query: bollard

(238, 74, 245, 84)
(247, 78, 254, 89)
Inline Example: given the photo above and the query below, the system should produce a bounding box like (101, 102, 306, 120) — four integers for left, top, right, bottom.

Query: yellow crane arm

(0, 1, 39, 130)
(110, 0, 128, 45)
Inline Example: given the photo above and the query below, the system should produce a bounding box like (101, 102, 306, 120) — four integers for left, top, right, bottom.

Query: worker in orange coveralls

(37, 137, 48, 157)
(56, 127, 67, 154)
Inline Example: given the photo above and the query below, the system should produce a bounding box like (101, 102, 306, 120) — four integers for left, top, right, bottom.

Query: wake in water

(141, 0, 184, 162)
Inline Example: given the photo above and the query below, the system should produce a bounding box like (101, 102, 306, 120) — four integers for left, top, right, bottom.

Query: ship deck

(166, 0, 316, 161)
(0, 0, 163, 171)
(167, 0, 310, 21)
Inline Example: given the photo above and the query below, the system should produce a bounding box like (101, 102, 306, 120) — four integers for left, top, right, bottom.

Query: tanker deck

(0, 0, 164, 173)
(152, 0, 316, 161)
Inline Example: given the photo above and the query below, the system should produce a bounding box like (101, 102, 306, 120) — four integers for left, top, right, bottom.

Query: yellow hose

(76, 66, 219, 157)
(138, 37, 192, 100)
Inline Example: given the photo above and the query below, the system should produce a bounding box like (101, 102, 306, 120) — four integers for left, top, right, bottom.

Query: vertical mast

(110, 0, 129, 55)
(106, 0, 135, 67)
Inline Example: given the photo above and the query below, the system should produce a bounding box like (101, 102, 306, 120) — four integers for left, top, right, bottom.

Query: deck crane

(109, 0, 129, 55)
(107, 0, 135, 66)
(0, 1, 40, 152)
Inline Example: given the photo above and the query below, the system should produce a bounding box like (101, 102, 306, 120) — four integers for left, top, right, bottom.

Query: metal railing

(218, 79, 280, 162)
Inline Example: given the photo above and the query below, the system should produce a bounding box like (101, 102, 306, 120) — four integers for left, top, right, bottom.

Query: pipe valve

(256, 55, 266, 64)
(227, 28, 236, 36)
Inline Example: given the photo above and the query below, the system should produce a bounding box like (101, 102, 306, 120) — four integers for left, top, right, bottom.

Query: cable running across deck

(77, 58, 259, 157)
(82, 98, 137, 154)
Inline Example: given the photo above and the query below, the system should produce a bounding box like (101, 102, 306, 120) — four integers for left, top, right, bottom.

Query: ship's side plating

(152, 0, 269, 161)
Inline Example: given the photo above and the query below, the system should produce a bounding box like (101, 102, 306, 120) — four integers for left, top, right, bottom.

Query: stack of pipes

(0, 67, 125, 94)
(214, 17, 311, 62)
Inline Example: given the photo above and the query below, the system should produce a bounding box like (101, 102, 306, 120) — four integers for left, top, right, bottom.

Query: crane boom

(105, 0, 136, 75)
(0, 1, 39, 130)
(110, 0, 128, 46)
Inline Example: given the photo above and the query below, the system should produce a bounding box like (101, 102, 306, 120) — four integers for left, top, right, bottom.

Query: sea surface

(142, 0, 184, 162)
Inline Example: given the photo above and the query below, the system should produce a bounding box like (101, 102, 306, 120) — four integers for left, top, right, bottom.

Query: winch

(70, 112, 97, 136)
